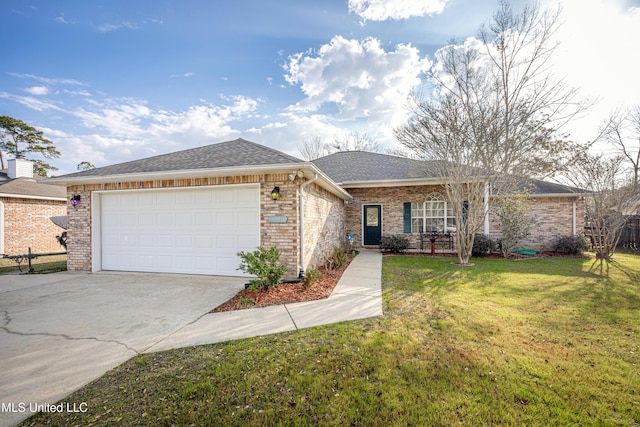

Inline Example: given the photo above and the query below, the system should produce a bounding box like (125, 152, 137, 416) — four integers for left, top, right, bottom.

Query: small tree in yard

(237, 247, 288, 290)
(565, 151, 634, 261)
(395, 1, 588, 265)
(493, 191, 536, 258)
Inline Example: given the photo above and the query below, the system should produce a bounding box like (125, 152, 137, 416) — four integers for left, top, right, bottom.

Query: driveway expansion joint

(283, 304, 299, 330)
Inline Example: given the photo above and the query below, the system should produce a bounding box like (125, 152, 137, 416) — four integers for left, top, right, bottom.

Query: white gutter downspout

(483, 181, 490, 235)
(299, 173, 318, 276)
(572, 200, 577, 236)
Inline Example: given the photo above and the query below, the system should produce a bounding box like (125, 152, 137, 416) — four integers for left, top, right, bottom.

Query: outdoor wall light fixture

(70, 194, 81, 207)
(270, 186, 281, 201)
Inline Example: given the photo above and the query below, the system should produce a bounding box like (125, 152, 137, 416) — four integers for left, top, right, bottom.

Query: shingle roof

(312, 151, 443, 183)
(313, 151, 583, 196)
(523, 179, 582, 195)
(57, 138, 304, 179)
(0, 177, 66, 199)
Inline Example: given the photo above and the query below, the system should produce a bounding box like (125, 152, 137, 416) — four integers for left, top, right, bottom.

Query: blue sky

(1, 0, 639, 175)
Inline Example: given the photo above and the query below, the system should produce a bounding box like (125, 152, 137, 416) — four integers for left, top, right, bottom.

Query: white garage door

(99, 185, 260, 276)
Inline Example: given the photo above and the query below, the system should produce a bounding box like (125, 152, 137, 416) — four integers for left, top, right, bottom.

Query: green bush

(302, 268, 322, 289)
(472, 234, 497, 257)
(237, 246, 288, 290)
(555, 235, 590, 254)
(380, 234, 411, 253)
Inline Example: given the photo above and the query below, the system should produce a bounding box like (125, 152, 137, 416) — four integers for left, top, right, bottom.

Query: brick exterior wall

(303, 182, 346, 270)
(345, 185, 447, 249)
(1, 197, 67, 254)
(67, 173, 310, 277)
(488, 196, 585, 251)
(345, 186, 584, 252)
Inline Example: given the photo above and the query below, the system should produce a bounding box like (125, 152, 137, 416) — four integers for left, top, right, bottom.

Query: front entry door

(363, 205, 382, 246)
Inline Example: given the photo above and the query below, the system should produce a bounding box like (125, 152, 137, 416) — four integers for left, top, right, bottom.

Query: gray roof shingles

(312, 151, 442, 183)
(58, 138, 303, 179)
(313, 151, 582, 196)
(50, 138, 581, 197)
(0, 177, 66, 199)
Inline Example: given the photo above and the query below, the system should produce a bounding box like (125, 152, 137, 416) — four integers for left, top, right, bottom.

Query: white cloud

(96, 21, 137, 33)
(170, 72, 195, 78)
(348, 0, 449, 22)
(284, 36, 431, 127)
(25, 94, 263, 174)
(7, 73, 85, 87)
(23, 86, 49, 95)
(0, 91, 63, 111)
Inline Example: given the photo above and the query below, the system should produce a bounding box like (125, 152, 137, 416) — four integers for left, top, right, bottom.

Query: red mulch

(211, 256, 353, 313)
(383, 250, 591, 260)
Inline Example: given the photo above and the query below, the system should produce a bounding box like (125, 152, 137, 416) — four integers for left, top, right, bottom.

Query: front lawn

(0, 254, 67, 274)
(24, 254, 640, 426)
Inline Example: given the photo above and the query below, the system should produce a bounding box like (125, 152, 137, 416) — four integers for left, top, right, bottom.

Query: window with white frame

(411, 192, 455, 233)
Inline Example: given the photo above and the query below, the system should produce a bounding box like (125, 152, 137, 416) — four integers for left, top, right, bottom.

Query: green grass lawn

(24, 254, 640, 426)
(0, 254, 66, 274)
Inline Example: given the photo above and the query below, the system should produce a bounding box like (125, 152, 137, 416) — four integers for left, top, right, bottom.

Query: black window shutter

(403, 202, 412, 233)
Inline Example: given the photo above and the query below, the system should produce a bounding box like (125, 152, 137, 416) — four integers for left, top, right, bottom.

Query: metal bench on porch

(418, 231, 455, 254)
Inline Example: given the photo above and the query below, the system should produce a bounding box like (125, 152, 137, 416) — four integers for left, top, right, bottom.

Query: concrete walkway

(147, 249, 383, 352)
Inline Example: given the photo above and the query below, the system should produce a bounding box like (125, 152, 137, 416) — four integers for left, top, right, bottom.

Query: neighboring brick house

(0, 158, 67, 255)
(49, 139, 584, 278)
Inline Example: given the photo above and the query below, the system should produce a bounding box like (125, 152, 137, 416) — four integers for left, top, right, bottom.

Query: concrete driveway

(0, 271, 245, 427)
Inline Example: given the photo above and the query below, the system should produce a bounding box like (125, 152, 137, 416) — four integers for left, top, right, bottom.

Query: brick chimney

(7, 157, 34, 179)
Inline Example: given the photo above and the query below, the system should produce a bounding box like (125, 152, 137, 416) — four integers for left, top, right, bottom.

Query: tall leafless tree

(564, 151, 633, 261)
(297, 135, 329, 160)
(297, 131, 383, 160)
(602, 105, 640, 191)
(395, 1, 588, 265)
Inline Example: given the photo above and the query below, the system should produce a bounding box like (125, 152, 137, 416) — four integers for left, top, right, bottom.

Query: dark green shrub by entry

(555, 235, 590, 254)
(472, 234, 497, 256)
(237, 246, 288, 290)
(380, 234, 411, 253)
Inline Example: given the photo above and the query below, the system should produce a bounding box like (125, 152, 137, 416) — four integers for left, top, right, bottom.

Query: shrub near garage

(237, 246, 288, 290)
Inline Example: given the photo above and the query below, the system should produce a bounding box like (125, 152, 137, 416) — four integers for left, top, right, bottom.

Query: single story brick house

(48, 139, 584, 278)
(0, 158, 67, 255)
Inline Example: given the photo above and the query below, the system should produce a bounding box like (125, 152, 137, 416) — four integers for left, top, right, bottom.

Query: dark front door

(363, 204, 382, 246)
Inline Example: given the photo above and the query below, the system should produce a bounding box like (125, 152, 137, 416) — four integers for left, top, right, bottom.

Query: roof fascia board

(0, 193, 66, 201)
(46, 163, 352, 200)
(339, 178, 455, 188)
(525, 193, 586, 198)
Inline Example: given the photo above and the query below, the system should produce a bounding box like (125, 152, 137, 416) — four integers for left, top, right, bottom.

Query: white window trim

(411, 193, 453, 233)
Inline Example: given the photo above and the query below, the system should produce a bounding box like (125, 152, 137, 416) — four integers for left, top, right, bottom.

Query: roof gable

(58, 138, 304, 179)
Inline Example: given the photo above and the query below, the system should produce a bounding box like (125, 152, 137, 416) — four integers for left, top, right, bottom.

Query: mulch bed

(211, 256, 353, 313)
(383, 250, 591, 260)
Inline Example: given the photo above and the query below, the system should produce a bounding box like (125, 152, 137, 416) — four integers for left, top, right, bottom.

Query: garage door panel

(100, 186, 259, 276)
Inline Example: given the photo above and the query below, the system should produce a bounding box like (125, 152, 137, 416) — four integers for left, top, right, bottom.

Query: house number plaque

(268, 216, 288, 224)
